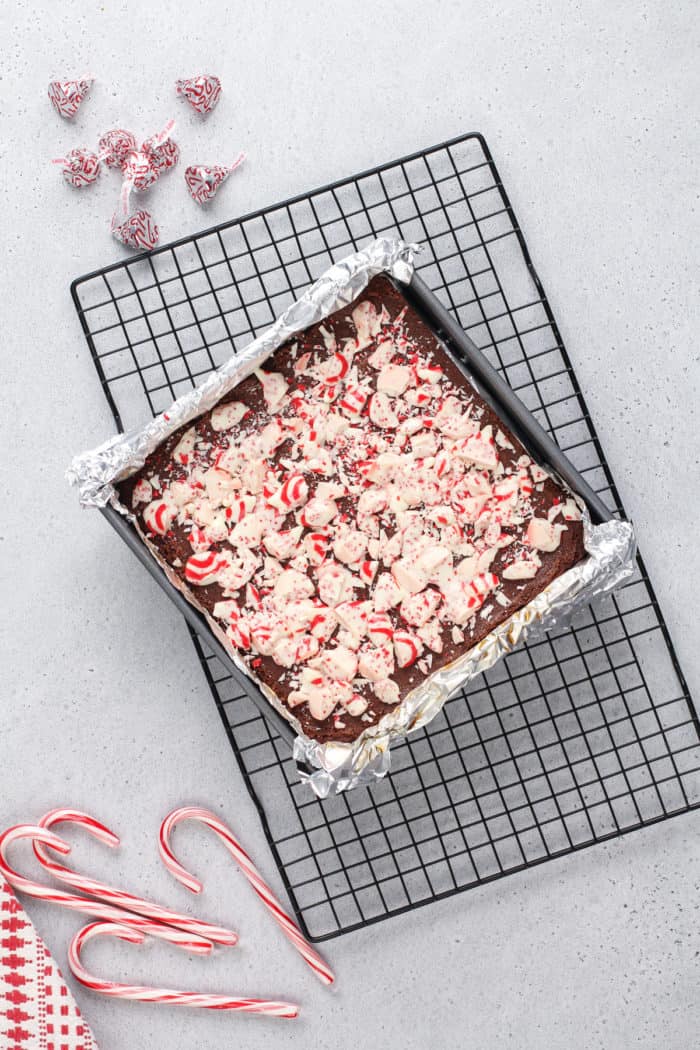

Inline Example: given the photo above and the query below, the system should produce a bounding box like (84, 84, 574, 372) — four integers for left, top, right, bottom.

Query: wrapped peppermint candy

(118, 121, 179, 207)
(98, 128, 137, 169)
(143, 135, 180, 176)
(112, 158, 160, 251)
(111, 207, 159, 251)
(176, 75, 222, 114)
(141, 118, 180, 177)
(184, 153, 246, 204)
(47, 76, 94, 119)
(53, 148, 101, 187)
(121, 149, 160, 192)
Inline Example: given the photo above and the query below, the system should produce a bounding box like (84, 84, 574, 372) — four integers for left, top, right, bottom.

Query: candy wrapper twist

(184, 153, 245, 204)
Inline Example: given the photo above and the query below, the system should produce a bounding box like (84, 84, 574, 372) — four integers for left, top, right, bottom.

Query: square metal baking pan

(101, 270, 613, 750)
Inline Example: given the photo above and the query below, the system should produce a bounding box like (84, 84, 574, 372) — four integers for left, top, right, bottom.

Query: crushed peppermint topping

(128, 281, 582, 733)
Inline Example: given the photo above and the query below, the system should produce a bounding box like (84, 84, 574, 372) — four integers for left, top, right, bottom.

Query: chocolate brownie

(117, 275, 586, 744)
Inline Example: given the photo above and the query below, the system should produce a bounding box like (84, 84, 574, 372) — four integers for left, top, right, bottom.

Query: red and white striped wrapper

(47, 76, 94, 119)
(184, 153, 245, 204)
(52, 148, 101, 188)
(175, 74, 222, 114)
(111, 206, 159, 252)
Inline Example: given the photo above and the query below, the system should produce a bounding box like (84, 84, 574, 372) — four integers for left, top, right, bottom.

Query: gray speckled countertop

(2, 2, 698, 1048)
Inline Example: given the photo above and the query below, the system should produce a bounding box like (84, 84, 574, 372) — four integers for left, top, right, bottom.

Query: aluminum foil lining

(68, 237, 417, 507)
(68, 236, 637, 799)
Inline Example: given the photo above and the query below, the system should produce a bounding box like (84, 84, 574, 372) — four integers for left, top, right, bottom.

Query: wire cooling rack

(72, 132, 700, 942)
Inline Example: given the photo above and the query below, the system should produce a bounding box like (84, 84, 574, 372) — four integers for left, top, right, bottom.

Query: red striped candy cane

(32, 809, 237, 947)
(69, 922, 298, 1018)
(159, 807, 335, 986)
(0, 825, 212, 954)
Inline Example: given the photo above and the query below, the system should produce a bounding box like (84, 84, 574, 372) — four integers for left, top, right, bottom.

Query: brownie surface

(118, 275, 585, 744)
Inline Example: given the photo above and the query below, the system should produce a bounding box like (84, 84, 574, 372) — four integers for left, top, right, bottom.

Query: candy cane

(69, 922, 298, 1018)
(0, 825, 212, 954)
(159, 807, 334, 986)
(32, 809, 237, 948)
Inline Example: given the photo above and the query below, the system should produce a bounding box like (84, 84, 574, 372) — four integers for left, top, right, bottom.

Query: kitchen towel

(1, 880, 98, 1050)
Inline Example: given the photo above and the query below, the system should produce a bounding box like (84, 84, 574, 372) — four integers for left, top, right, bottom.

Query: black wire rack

(72, 132, 700, 942)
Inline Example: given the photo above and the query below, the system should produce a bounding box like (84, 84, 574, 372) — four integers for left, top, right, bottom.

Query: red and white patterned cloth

(1, 880, 98, 1050)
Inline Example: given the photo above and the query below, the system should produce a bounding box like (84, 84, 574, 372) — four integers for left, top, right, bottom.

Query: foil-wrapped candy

(184, 153, 245, 204)
(48, 76, 94, 119)
(176, 74, 222, 114)
(119, 121, 179, 194)
(143, 131, 180, 177)
(53, 147, 101, 188)
(121, 149, 160, 192)
(111, 208, 159, 251)
(116, 121, 179, 231)
(98, 128, 137, 169)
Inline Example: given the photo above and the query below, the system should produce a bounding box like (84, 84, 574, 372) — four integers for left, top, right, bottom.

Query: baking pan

(102, 268, 613, 751)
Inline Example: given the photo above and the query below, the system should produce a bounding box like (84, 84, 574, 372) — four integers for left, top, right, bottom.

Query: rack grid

(72, 132, 700, 941)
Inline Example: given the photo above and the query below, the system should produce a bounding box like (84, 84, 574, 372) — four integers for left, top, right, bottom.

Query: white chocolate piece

(335, 600, 372, 638)
(172, 427, 196, 465)
(502, 559, 540, 580)
(377, 363, 411, 397)
(352, 300, 382, 348)
(211, 401, 248, 431)
(525, 517, 566, 552)
(399, 588, 442, 627)
(132, 478, 152, 506)
(369, 392, 399, 429)
(358, 644, 395, 681)
(372, 678, 400, 705)
(254, 369, 288, 411)
(273, 568, 315, 601)
(300, 497, 337, 527)
(316, 561, 355, 607)
(373, 572, 405, 612)
(333, 528, 367, 565)
(314, 644, 358, 681)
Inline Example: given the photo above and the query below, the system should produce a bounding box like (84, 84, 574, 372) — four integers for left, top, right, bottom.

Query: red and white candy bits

(98, 128, 137, 169)
(184, 153, 246, 204)
(176, 74, 222, 114)
(48, 76, 94, 118)
(53, 148, 101, 188)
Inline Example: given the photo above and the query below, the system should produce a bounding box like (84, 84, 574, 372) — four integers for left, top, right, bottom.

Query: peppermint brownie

(118, 275, 585, 744)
